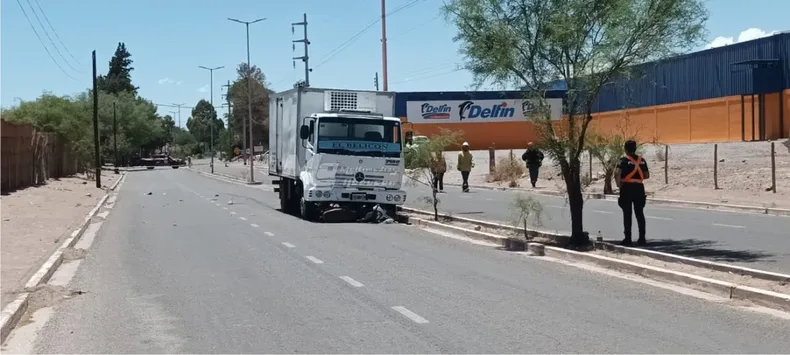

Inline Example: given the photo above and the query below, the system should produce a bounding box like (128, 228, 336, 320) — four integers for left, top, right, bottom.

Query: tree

(444, 0, 707, 246)
(406, 129, 465, 221)
(186, 99, 224, 153)
(162, 115, 176, 144)
(97, 42, 138, 95)
(228, 62, 273, 150)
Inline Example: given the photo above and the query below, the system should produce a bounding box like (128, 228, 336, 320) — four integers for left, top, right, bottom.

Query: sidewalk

(442, 140, 790, 212)
(0, 173, 119, 309)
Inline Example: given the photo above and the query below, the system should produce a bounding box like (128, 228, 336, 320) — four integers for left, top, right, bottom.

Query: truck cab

(297, 111, 405, 219)
(269, 88, 406, 221)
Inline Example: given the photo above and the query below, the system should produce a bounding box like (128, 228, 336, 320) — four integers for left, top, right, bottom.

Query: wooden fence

(1, 119, 80, 193)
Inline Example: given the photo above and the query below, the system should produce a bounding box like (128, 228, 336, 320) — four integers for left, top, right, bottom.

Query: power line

(24, 0, 81, 73)
(312, 0, 425, 70)
(388, 12, 442, 41)
(271, 0, 426, 88)
(31, 0, 82, 66)
(14, 0, 79, 81)
(389, 68, 463, 85)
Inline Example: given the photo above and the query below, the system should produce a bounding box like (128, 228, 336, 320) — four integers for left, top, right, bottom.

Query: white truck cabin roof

(311, 112, 402, 123)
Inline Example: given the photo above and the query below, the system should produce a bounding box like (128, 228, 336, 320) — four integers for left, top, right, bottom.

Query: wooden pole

(663, 145, 668, 184)
(713, 143, 719, 189)
(488, 147, 495, 174)
(771, 141, 776, 193)
(92, 50, 101, 188)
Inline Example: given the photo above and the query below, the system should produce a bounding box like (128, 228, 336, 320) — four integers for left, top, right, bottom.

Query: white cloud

(706, 28, 780, 49)
(158, 77, 182, 85)
(197, 85, 209, 93)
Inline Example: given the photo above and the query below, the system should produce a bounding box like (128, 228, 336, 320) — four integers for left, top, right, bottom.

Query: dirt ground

(0, 173, 118, 308)
(435, 139, 790, 209)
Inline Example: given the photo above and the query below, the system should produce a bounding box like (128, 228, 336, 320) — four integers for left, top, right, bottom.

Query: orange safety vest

(622, 155, 645, 184)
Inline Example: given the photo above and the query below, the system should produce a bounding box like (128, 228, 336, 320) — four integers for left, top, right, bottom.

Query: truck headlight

(386, 194, 393, 201)
(394, 195, 402, 202)
(323, 191, 330, 198)
(315, 190, 323, 198)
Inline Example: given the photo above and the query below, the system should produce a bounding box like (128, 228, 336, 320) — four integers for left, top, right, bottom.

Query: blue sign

(318, 140, 401, 153)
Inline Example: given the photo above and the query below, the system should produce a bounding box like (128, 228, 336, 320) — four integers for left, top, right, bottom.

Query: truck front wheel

(300, 197, 319, 221)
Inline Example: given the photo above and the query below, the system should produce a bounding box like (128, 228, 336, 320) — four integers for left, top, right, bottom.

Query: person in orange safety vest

(614, 140, 650, 246)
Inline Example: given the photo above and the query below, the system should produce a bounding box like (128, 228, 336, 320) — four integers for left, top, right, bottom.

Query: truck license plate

(351, 193, 367, 201)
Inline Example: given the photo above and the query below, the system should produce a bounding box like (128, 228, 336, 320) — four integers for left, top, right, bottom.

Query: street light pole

(199, 65, 224, 175)
(228, 17, 266, 184)
(113, 101, 119, 174)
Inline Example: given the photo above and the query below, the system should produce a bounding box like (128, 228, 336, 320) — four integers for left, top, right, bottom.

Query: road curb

(0, 173, 126, 344)
(405, 208, 790, 312)
(401, 206, 790, 283)
(440, 182, 790, 217)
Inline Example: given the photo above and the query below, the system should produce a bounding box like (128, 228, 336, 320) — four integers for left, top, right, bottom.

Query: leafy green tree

(444, 0, 707, 245)
(97, 42, 138, 95)
(186, 99, 224, 153)
(228, 62, 273, 150)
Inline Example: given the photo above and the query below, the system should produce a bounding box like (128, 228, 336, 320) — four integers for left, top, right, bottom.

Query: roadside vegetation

(444, 0, 708, 246)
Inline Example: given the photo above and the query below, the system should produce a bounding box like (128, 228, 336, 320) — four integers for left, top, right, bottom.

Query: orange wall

(402, 90, 789, 149)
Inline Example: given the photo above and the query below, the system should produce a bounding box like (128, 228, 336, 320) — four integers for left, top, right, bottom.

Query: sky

(2, 0, 788, 127)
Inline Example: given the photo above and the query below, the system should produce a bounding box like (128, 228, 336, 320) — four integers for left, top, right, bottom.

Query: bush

(487, 150, 524, 187)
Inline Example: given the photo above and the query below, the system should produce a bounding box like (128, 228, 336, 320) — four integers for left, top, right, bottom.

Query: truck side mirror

(299, 125, 310, 139)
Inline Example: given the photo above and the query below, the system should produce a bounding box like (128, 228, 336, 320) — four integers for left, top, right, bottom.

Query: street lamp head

(228, 17, 266, 25)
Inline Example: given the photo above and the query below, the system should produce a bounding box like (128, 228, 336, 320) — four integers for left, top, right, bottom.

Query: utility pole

(222, 80, 232, 133)
(92, 50, 101, 188)
(113, 101, 119, 174)
(199, 65, 224, 175)
(172, 103, 186, 127)
(291, 13, 311, 86)
(228, 17, 266, 184)
(380, 0, 389, 91)
(374, 72, 379, 91)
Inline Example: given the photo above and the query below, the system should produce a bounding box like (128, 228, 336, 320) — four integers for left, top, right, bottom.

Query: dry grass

(487, 150, 524, 187)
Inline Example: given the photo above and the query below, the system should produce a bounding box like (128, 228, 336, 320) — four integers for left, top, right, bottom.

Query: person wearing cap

(457, 142, 474, 192)
(521, 142, 544, 188)
(614, 139, 650, 246)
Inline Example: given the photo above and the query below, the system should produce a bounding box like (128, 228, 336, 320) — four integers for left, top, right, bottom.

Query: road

(194, 159, 790, 274)
(15, 167, 790, 353)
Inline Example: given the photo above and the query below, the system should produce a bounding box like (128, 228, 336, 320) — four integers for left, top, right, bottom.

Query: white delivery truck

(268, 86, 406, 221)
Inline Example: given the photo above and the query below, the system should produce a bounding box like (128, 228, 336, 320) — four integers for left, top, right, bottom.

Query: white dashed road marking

(712, 223, 745, 229)
(305, 256, 324, 264)
(646, 216, 672, 220)
(282, 242, 295, 248)
(339, 276, 364, 287)
(392, 306, 429, 324)
(239, 217, 247, 221)
(223, 207, 228, 210)
(250, 223, 259, 228)
(264, 232, 275, 237)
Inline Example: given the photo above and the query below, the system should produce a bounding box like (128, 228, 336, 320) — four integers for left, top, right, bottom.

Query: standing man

(430, 150, 447, 192)
(457, 142, 474, 192)
(521, 142, 544, 188)
(614, 140, 649, 246)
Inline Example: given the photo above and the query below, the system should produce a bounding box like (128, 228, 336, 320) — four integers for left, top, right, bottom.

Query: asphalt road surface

(18, 168, 790, 353)
(194, 159, 790, 274)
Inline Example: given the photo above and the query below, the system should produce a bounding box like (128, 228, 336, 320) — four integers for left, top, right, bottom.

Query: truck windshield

(316, 116, 402, 158)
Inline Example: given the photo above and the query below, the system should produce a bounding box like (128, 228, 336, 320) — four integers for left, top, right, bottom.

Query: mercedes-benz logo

(354, 172, 365, 182)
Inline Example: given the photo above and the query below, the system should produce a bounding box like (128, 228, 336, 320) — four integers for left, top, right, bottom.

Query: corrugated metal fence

(1, 119, 80, 193)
